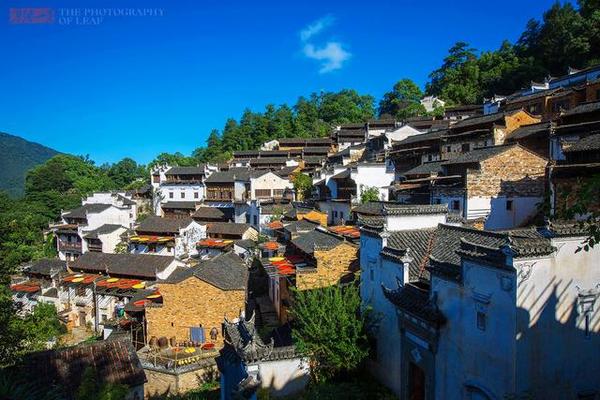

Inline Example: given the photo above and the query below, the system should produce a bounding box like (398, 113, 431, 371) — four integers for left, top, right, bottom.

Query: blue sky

(1, 0, 557, 164)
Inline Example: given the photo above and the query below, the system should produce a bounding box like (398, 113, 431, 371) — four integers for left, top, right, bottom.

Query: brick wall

(296, 242, 358, 290)
(145, 277, 245, 341)
(466, 146, 547, 198)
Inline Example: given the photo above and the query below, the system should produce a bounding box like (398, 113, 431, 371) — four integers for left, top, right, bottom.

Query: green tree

(319, 90, 375, 125)
(76, 366, 129, 400)
(292, 173, 313, 201)
(426, 41, 481, 105)
(291, 284, 370, 382)
(360, 187, 380, 204)
(378, 79, 427, 120)
(21, 302, 67, 351)
(107, 158, 146, 189)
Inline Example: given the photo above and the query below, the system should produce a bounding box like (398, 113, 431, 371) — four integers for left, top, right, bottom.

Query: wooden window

(180, 192, 185, 199)
(477, 311, 486, 331)
(255, 189, 271, 197)
(194, 192, 199, 199)
(169, 192, 174, 199)
(273, 189, 284, 197)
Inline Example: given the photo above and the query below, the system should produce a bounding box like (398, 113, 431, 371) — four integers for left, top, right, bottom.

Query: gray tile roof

(260, 201, 294, 214)
(26, 258, 67, 276)
(70, 252, 175, 280)
(561, 100, 600, 117)
(14, 340, 146, 396)
(450, 111, 507, 130)
(395, 130, 444, 146)
(563, 133, 600, 153)
(165, 166, 206, 175)
(207, 222, 255, 236)
(192, 206, 227, 220)
(136, 216, 194, 234)
(402, 161, 444, 176)
(382, 282, 445, 324)
(249, 157, 292, 165)
(383, 228, 437, 281)
(161, 201, 199, 210)
(428, 224, 555, 279)
(291, 229, 344, 254)
(508, 122, 551, 140)
(63, 203, 112, 219)
(83, 224, 125, 239)
(194, 252, 248, 290)
(283, 219, 319, 234)
(353, 202, 448, 216)
(441, 144, 516, 166)
(205, 168, 267, 183)
(330, 169, 351, 180)
(117, 194, 136, 206)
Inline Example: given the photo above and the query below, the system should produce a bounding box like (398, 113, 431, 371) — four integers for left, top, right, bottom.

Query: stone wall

(553, 175, 600, 215)
(144, 362, 219, 397)
(466, 146, 547, 198)
(145, 277, 245, 341)
(296, 242, 358, 290)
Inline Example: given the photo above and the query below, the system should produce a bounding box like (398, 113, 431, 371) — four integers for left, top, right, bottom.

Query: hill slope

(0, 132, 60, 197)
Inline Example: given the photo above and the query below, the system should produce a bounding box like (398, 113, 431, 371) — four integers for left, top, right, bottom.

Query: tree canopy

(291, 284, 371, 382)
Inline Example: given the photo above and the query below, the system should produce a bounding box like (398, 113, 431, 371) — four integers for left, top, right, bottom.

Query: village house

(11, 258, 67, 315)
(359, 202, 600, 399)
(145, 251, 248, 343)
(130, 216, 205, 259)
(406, 116, 452, 132)
(52, 193, 137, 261)
(263, 227, 358, 324)
(314, 162, 395, 225)
(160, 201, 199, 218)
(191, 205, 231, 223)
(388, 130, 444, 178)
(394, 144, 548, 229)
(327, 144, 366, 166)
(440, 110, 540, 160)
(203, 168, 294, 224)
(505, 121, 552, 157)
(548, 100, 600, 215)
(364, 124, 422, 162)
(13, 339, 146, 400)
(219, 315, 310, 399)
(206, 222, 258, 241)
(63, 252, 182, 330)
(151, 164, 218, 215)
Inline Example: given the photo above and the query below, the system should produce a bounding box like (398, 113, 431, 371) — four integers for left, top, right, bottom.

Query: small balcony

(58, 240, 82, 252)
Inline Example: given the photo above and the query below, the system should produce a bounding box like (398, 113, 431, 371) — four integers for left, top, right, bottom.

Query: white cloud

(299, 15, 351, 73)
(303, 42, 351, 73)
(300, 15, 334, 42)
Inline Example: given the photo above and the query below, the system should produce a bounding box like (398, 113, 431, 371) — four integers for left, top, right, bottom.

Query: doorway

(408, 362, 426, 400)
(79, 311, 87, 327)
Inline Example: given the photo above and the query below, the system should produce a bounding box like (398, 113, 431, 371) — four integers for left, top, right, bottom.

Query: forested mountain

(0, 132, 60, 198)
